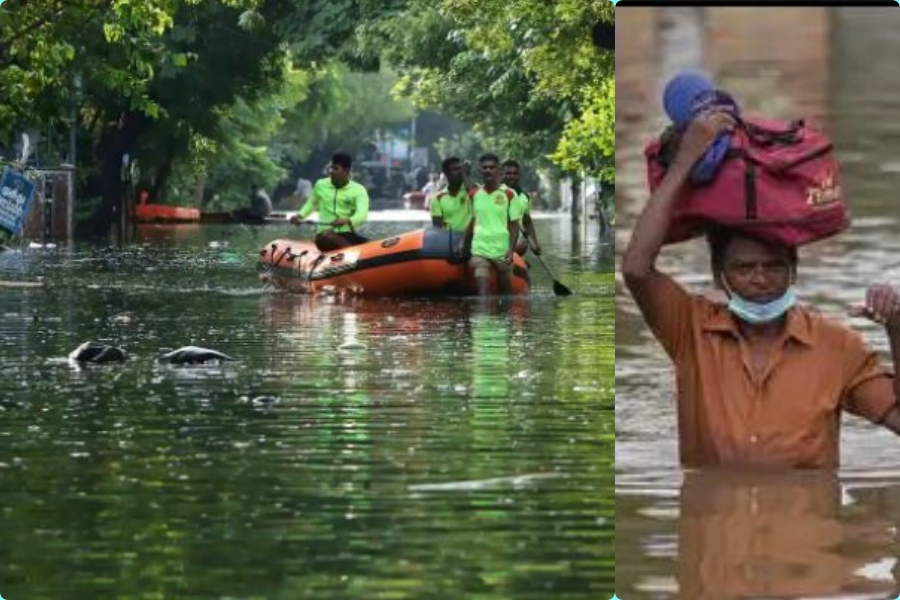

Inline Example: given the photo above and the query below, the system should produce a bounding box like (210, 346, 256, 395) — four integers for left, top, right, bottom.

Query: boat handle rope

(306, 253, 327, 284)
(272, 245, 293, 268)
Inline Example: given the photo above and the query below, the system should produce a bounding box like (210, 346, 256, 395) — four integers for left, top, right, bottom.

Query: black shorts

(314, 230, 369, 251)
(336, 231, 369, 245)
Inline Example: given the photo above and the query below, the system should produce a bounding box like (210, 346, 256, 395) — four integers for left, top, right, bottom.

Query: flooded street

(616, 8, 900, 599)
(0, 214, 614, 598)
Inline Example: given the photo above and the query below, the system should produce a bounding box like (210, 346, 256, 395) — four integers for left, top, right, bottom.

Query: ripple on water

(0, 219, 613, 598)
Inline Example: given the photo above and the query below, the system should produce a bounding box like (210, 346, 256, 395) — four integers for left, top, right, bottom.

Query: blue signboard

(0, 168, 37, 235)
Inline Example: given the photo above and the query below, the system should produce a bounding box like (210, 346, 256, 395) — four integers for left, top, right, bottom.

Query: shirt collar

(701, 303, 813, 346)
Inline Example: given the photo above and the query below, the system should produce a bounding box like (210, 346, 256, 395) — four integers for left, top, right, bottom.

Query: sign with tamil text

(0, 168, 37, 235)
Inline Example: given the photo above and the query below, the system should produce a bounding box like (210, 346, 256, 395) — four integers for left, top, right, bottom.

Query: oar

(522, 231, 572, 296)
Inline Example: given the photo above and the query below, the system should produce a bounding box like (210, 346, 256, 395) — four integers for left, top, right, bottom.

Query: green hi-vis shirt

(502, 184, 531, 217)
(470, 186, 524, 259)
(298, 178, 369, 234)
(514, 191, 531, 217)
(430, 187, 472, 232)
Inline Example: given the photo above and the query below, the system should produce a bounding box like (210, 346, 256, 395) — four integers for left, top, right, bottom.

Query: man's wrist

(666, 158, 695, 178)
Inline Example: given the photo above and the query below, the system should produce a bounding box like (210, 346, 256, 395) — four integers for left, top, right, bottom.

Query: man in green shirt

(431, 156, 472, 233)
(461, 153, 524, 296)
(290, 152, 370, 251)
(502, 159, 542, 257)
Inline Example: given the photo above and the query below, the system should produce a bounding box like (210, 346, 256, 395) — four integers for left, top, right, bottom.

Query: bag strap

(744, 160, 758, 221)
(739, 117, 804, 146)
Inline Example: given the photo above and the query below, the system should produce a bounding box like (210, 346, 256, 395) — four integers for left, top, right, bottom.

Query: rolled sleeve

(841, 331, 895, 423)
(642, 274, 697, 362)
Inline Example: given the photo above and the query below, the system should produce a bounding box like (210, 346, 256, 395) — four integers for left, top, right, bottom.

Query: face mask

(724, 284, 797, 324)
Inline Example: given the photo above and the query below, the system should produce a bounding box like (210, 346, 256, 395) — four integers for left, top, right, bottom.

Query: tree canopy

(0, 0, 613, 232)
(367, 0, 613, 179)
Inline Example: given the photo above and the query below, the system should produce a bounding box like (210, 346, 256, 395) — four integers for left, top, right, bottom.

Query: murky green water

(616, 8, 900, 600)
(0, 214, 613, 598)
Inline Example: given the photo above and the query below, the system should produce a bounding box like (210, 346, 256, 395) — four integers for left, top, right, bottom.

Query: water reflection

(0, 216, 613, 598)
(621, 470, 900, 600)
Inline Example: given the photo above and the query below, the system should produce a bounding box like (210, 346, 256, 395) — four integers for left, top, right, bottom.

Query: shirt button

(750, 435, 758, 444)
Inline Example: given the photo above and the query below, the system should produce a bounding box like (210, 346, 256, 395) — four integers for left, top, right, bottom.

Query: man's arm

(889, 324, 900, 409)
(431, 194, 444, 228)
(291, 187, 318, 223)
(882, 322, 900, 433)
(514, 192, 540, 253)
(507, 189, 525, 261)
(848, 284, 900, 434)
(507, 221, 520, 263)
(522, 212, 540, 254)
(348, 186, 370, 229)
(460, 219, 474, 256)
(621, 111, 734, 328)
(460, 189, 478, 255)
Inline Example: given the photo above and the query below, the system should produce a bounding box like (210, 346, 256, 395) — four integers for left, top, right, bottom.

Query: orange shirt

(647, 275, 894, 468)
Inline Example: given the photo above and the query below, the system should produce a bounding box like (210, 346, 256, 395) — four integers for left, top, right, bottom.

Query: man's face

(445, 161, 464, 186)
(480, 160, 499, 185)
(720, 236, 793, 303)
(503, 165, 520, 187)
(330, 164, 350, 186)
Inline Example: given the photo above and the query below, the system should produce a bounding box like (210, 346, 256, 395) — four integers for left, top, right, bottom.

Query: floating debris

(338, 341, 366, 351)
(68, 342, 127, 364)
(157, 346, 235, 365)
(408, 472, 563, 492)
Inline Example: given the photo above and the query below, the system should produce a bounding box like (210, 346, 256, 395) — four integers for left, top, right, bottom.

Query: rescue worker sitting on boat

(431, 156, 473, 233)
(290, 152, 370, 251)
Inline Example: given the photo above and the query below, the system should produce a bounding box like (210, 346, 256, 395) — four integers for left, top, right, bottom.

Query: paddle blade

(553, 279, 573, 296)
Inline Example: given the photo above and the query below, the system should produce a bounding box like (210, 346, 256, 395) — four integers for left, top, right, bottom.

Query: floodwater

(0, 211, 613, 598)
(616, 9, 900, 600)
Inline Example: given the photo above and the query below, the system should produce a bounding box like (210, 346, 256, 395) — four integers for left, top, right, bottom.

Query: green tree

(1, 0, 611, 234)
(365, 0, 613, 178)
(1, 0, 412, 233)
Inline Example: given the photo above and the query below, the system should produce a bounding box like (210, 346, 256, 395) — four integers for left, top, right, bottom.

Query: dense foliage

(0, 0, 612, 232)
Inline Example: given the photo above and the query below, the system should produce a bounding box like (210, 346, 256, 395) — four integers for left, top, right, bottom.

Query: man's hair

(706, 225, 798, 274)
(332, 152, 353, 170)
(479, 152, 500, 164)
(501, 159, 520, 170)
(441, 156, 461, 173)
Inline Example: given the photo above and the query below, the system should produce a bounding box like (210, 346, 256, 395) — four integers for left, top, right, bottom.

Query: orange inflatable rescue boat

(257, 228, 530, 297)
(133, 203, 200, 223)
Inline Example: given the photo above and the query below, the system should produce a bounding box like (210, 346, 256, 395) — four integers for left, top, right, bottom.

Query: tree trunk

(570, 177, 581, 224)
(193, 175, 207, 208)
(82, 110, 152, 237)
(151, 151, 176, 204)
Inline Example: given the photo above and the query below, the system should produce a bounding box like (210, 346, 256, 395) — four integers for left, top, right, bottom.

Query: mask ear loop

(719, 271, 736, 300)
